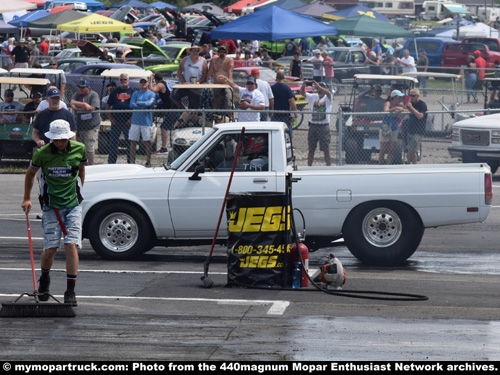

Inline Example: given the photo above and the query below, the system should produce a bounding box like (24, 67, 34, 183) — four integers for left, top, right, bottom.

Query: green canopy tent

(331, 15, 414, 38)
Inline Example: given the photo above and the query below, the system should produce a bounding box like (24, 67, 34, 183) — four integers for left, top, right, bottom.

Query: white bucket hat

(44, 120, 75, 140)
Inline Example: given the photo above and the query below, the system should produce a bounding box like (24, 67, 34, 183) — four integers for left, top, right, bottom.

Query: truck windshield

(165, 127, 218, 170)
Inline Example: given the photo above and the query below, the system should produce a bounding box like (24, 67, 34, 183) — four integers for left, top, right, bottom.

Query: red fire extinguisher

(291, 240, 309, 287)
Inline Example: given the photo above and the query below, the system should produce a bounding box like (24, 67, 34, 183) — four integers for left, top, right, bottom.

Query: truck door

(168, 131, 279, 238)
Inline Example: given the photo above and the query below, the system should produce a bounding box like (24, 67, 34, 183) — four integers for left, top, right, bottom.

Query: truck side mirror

(189, 164, 205, 181)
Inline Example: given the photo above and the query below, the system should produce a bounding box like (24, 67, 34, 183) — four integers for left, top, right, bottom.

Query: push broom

(201, 127, 245, 288)
(0, 212, 75, 317)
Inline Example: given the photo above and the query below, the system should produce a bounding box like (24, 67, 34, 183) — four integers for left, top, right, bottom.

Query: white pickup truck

(449, 113, 500, 174)
(82, 122, 492, 266)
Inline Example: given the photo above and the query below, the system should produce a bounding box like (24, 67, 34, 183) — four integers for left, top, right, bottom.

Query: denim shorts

(42, 205, 82, 250)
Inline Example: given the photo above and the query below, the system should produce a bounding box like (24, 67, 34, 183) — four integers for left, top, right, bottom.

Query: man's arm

(176, 58, 187, 83)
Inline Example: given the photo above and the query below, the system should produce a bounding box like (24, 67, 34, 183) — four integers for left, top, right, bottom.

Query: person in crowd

(207, 45, 234, 111)
(199, 44, 213, 60)
(372, 38, 382, 57)
(106, 73, 135, 164)
(99, 48, 115, 63)
(416, 49, 428, 96)
(242, 50, 254, 67)
(308, 50, 324, 83)
(465, 54, 477, 103)
(156, 33, 166, 47)
(404, 88, 427, 164)
(283, 38, 299, 57)
(299, 37, 310, 56)
(100, 81, 116, 121)
(220, 76, 265, 122)
(46, 60, 67, 98)
(289, 51, 303, 79)
(129, 77, 156, 167)
(381, 90, 406, 165)
(11, 38, 30, 69)
(300, 80, 332, 166)
(365, 51, 381, 74)
(149, 72, 176, 155)
(23, 90, 44, 123)
(0, 89, 24, 123)
(22, 119, 86, 307)
(321, 50, 334, 92)
(219, 39, 237, 54)
(38, 36, 49, 56)
(381, 50, 398, 75)
(173, 45, 208, 109)
(270, 70, 298, 137)
(70, 79, 101, 166)
(398, 49, 416, 74)
(473, 49, 486, 91)
(28, 40, 40, 67)
(115, 49, 125, 63)
(1, 37, 14, 71)
(250, 68, 274, 121)
(252, 50, 262, 66)
(260, 48, 273, 68)
(173, 11, 187, 39)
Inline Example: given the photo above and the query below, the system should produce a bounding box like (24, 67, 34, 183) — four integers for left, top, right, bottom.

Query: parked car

(64, 63, 144, 104)
(50, 57, 102, 73)
(402, 37, 456, 73)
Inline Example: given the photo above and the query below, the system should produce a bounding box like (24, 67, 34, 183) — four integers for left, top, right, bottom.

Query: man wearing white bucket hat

(22, 120, 87, 307)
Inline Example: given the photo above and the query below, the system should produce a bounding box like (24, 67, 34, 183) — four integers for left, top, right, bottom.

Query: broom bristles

(0, 303, 75, 318)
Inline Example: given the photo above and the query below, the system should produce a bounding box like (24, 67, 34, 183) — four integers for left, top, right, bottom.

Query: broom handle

(205, 127, 246, 266)
(25, 212, 37, 293)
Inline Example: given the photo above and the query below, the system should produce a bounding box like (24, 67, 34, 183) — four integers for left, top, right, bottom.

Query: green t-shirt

(32, 141, 87, 209)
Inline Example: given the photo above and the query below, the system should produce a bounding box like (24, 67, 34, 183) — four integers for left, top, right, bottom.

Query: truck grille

(461, 129, 490, 146)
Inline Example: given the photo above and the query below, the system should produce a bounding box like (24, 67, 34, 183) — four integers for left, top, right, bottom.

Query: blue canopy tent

(258, 0, 306, 11)
(8, 10, 49, 27)
(323, 5, 390, 22)
(149, 1, 177, 11)
(210, 6, 338, 41)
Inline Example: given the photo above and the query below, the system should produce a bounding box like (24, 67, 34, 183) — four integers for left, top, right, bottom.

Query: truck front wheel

(342, 201, 424, 266)
(88, 203, 154, 260)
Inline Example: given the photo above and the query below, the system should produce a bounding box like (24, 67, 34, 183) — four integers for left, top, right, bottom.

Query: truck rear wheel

(88, 202, 154, 260)
(342, 200, 424, 266)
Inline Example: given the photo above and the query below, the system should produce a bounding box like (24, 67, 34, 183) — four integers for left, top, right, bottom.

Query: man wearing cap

(106, 73, 135, 164)
(129, 77, 156, 167)
(221, 76, 265, 122)
(260, 48, 273, 68)
(22, 119, 87, 307)
(250, 68, 274, 121)
(207, 45, 234, 110)
(307, 50, 324, 83)
(11, 38, 30, 69)
(416, 49, 428, 96)
(473, 50, 486, 91)
(404, 88, 427, 164)
(70, 80, 101, 166)
(23, 91, 43, 123)
(174, 45, 208, 109)
(381, 50, 397, 75)
(33, 87, 76, 148)
(0, 89, 24, 123)
(300, 80, 333, 166)
(46, 60, 67, 98)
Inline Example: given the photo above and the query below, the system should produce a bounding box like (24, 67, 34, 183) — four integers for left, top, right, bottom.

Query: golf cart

(98, 68, 155, 155)
(0, 76, 51, 162)
(340, 74, 418, 164)
(167, 83, 234, 164)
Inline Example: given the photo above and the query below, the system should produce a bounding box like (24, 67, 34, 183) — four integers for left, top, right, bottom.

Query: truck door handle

(253, 178, 268, 183)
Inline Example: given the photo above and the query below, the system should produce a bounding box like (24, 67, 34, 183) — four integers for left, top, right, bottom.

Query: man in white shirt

(250, 68, 274, 121)
(221, 77, 265, 122)
(398, 49, 417, 74)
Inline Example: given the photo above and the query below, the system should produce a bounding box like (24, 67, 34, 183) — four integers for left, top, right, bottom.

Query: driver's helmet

(244, 134, 268, 156)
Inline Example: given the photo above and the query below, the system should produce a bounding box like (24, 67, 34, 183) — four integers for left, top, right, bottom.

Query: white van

(358, 0, 415, 18)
